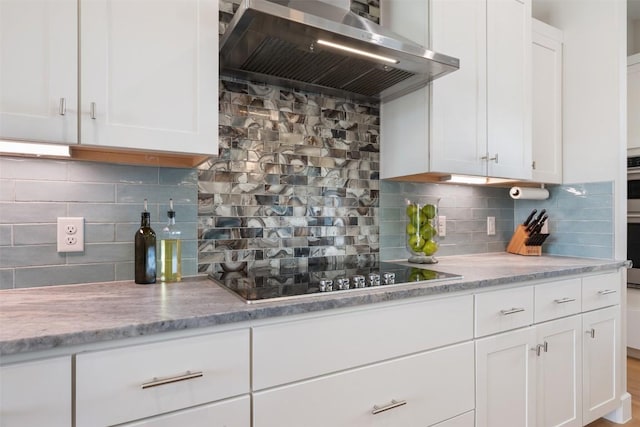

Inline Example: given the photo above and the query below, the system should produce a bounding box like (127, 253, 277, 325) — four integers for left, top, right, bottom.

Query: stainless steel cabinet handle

(371, 399, 407, 415)
(543, 341, 548, 353)
(141, 370, 203, 389)
(90, 102, 97, 119)
(500, 307, 525, 315)
(481, 153, 499, 163)
(59, 98, 66, 116)
(586, 328, 596, 338)
(597, 289, 616, 295)
(554, 297, 576, 304)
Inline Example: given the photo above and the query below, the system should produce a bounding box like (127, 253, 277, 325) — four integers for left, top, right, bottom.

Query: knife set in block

(507, 209, 549, 256)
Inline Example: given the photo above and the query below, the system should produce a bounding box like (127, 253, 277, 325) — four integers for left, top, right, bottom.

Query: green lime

(406, 204, 418, 218)
(420, 223, 436, 240)
(422, 239, 438, 256)
(406, 223, 417, 235)
(422, 204, 437, 219)
(408, 235, 425, 252)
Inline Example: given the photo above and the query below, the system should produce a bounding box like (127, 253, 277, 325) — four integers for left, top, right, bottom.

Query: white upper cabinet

(381, 0, 532, 181)
(532, 19, 563, 184)
(0, 0, 78, 144)
(80, 0, 218, 155)
(628, 53, 640, 152)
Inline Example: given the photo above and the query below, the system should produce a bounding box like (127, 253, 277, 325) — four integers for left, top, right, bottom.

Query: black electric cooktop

(210, 261, 462, 303)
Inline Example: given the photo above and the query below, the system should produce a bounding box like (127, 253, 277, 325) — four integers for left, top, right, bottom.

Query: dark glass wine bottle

(135, 200, 156, 284)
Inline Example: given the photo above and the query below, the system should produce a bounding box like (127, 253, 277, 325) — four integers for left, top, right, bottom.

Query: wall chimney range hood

(219, 0, 460, 103)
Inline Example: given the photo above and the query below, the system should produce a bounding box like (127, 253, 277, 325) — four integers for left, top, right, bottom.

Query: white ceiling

(630, 0, 640, 20)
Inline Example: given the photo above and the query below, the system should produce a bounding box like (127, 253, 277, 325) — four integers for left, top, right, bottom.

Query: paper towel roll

(509, 187, 549, 200)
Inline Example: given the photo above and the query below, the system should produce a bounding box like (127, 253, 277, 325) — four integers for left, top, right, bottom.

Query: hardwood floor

(586, 356, 640, 426)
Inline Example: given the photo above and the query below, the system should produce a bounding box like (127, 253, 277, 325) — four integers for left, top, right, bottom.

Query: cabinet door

(532, 20, 563, 184)
(582, 306, 621, 425)
(429, 0, 487, 177)
(486, 0, 532, 180)
(475, 327, 536, 427)
(120, 395, 250, 427)
(0, 356, 71, 427)
(629, 55, 640, 151)
(0, 0, 77, 144)
(80, 0, 218, 155)
(254, 342, 475, 427)
(536, 316, 582, 427)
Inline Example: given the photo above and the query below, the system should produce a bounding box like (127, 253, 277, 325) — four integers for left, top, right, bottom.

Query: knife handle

(523, 209, 537, 226)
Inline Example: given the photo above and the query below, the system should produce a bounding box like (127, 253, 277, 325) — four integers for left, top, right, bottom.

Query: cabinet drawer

(0, 356, 71, 427)
(582, 271, 621, 312)
(253, 295, 473, 389)
(253, 342, 475, 427)
(475, 286, 534, 337)
(534, 278, 582, 323)
(76, 329, 250, 427)
(121, 395, 250, 427)
(432, 410, 475, 427)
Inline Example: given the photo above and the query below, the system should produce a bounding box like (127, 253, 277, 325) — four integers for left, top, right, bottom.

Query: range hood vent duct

(219, 0, 460, 102)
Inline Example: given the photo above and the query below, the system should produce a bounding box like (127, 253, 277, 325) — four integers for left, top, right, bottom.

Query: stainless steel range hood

(219, 0, 459, 103)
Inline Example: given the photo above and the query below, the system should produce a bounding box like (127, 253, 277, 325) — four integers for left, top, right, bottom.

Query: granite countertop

(0, 253, 628, 357)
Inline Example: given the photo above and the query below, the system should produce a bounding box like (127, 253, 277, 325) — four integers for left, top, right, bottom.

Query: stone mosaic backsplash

(197, 78, 381, 277)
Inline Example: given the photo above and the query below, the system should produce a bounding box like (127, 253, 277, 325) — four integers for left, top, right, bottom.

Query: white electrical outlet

(438, 215, 446, 237)
(57, 217, 84, 252)
(487, 216, 496, 236)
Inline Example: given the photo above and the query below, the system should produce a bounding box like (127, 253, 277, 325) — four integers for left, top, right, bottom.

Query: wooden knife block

(506, 225, 543, 256)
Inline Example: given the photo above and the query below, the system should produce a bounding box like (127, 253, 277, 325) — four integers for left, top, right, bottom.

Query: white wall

(533, 0, 627, 262)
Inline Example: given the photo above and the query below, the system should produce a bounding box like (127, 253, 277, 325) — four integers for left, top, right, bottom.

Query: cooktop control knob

(368, 273, 380, 286)
(319, 279, 333, 292)
(352, 275, 366, 288)
(382, 272, 396, 285)
(336, 277, 350, 290)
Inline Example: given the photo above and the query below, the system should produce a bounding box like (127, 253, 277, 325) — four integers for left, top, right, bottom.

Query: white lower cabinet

(536, 315, 582, 427)
(582, 306, 621, 425)
(75, 329, 250, 427)
(120, 395, 250, 427)
(253, 341, 475, 427)
(475, 271, 622, 427)
(0, 356, 71, 427)
(475, 327, 537, 427)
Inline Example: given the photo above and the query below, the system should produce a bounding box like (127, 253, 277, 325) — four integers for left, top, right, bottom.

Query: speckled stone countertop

(0, 253, 628, 357)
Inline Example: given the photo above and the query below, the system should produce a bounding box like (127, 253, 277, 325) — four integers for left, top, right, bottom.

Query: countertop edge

(0, 258, 628, 357)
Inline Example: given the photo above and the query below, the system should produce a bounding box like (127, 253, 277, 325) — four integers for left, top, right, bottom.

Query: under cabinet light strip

(0, 140, 71, 157)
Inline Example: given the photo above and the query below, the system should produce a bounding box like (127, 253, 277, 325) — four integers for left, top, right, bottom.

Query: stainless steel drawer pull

(90, 102, 97, 119)
(554, 297, 576, 304)
(141, 371, 203, 389)
(586, 328, 596, 338)
(371, 399, 407, 415)
(500, 307, 525, 315)
(59, 98, 66, 116)
(597, 289, 616, 295)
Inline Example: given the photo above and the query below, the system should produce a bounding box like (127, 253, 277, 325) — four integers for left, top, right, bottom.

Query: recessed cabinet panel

(429, 0, 487, 176)
(532, 19, 563, 183)
(80, 0, 218, 155)
(75, 329, 250, 427)
(486, 0, 532, 179)
(582, 306, 620, 425)
(0, 0, 77, 143)
(0, 356, 72, 427)
(120, 395, 250, 427)
(253, 342, 475, 427)
(536, 316, 582, 427)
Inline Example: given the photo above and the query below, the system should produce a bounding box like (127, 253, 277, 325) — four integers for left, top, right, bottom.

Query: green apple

(421, 204, 437, 219)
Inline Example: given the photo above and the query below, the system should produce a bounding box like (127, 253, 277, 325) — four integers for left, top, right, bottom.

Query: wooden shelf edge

(70, 146, 213, 169)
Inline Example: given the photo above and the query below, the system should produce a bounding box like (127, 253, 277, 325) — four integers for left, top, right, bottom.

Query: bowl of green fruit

(405, 198, 440, 264)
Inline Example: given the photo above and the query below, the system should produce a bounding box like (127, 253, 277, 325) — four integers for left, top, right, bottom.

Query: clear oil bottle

(159, 198, 182, 282)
